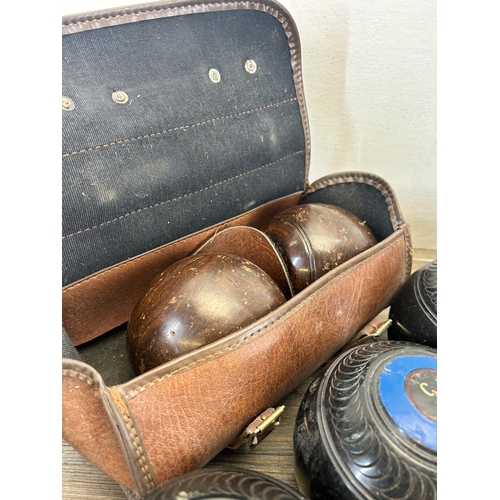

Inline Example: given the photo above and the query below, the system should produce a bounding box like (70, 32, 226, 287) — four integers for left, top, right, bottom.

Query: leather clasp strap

(226, 406, 285, 452)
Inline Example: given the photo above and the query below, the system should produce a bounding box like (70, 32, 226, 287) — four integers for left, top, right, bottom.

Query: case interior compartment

(62, 5, 312, 346)
(70, 177, 400, 386)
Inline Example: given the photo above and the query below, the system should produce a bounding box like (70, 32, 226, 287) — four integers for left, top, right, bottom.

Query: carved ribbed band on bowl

(144, 467, 307, 499)
(294, 341, 437, 500)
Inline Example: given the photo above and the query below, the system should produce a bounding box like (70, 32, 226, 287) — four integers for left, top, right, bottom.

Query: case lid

(62, 0, 309, 287)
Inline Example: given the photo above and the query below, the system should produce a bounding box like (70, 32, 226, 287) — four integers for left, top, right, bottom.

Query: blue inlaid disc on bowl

(294, 341, 437, 500)
(377, 354, 437, 450)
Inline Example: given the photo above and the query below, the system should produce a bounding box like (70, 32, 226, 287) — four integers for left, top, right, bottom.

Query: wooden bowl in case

(263, 203, 377, 294)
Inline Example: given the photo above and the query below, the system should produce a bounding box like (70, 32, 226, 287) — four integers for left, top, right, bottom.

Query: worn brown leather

(62, 363, 136, 490)
(62, 227, 411, 495)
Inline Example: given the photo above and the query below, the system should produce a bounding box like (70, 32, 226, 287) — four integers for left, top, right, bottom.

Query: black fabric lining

(62, 10, 299, 153)
(62, 8, 306, 287)
(63, 149, 304, 240)
(62, 100, 305, 236)
(63, 97, 297, 158)
(301, 183, 394, 243)
(62, 154, 305, 286)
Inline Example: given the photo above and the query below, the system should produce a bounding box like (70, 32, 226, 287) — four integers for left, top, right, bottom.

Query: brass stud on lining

(209, 68, 221, 84)
(112, 91, 129, 104)
(62, 96, 75, 111)
(245, 59, 257, 74)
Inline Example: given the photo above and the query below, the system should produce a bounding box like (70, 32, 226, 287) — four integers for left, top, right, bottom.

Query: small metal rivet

(112, 91, 129, 104)
(62, 96, 75, 111)
(209, 68, 221, 83)
(245, 59, 257, 74)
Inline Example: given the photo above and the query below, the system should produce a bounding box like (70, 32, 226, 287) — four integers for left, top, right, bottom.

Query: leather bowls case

(62, 1, 413, 497)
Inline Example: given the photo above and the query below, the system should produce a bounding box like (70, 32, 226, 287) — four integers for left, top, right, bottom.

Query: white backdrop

(62, 0, 437, 250)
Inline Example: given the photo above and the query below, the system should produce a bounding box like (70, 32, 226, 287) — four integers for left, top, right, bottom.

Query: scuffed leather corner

(62, 360, 137, 490)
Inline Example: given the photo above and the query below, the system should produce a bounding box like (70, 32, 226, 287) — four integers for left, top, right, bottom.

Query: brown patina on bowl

(127, 252, 286, 374)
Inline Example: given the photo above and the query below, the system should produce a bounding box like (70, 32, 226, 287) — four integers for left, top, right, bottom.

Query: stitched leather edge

(62, 362, 138, 490)
(305, 172, 413, 276)
(63, 360, 157, 493)
(107, 388, 157, 493)
(305, 171, 405, 230)
(62, 228, 410, 490)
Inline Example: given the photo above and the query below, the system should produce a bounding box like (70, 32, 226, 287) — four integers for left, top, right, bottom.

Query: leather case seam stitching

(62, 368, 96, 386)
(63, 2, 287, 29)
(63, 97, 297, 157)
(109, 389, 155, 491)
(305, 171, 403, 231)
(403, 223, 413, 277)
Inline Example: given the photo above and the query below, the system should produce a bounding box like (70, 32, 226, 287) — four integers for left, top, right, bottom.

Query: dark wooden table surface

(62, 248, 436, 499)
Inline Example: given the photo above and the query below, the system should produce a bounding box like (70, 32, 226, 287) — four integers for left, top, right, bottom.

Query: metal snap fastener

(62, 96, 75, 111)
(245, 59, 257, 74)
(112, 91, 129, 104)
(209, 69, 221, 83)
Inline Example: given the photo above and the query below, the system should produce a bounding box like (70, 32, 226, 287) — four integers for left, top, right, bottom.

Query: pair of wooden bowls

(127, 203, 377, 374)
